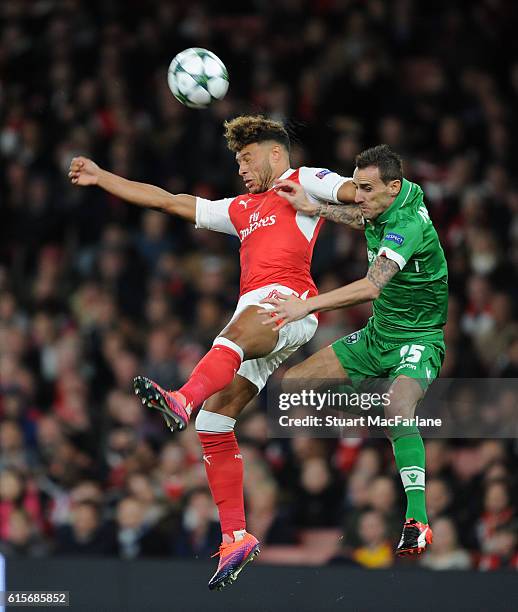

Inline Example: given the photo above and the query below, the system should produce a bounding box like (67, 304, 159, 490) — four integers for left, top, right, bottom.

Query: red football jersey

(195, 167, 350, 297)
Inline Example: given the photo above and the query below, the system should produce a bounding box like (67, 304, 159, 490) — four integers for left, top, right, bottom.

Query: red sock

(179, 342, 242, 409)
(198, 431, 245, 539)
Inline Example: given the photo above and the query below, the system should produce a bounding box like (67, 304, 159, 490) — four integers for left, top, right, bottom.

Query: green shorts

(332, 319, 445, 390)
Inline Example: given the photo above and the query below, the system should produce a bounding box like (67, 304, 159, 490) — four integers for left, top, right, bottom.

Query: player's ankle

(171, 390, 187, 404)
(222, 529, 246, 543)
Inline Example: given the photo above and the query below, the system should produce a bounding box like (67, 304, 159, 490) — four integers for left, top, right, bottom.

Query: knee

(219, 322, 245, 345)
(202, 403, 242, 420)
(202, 394, 246, 420)
(215, 327, 251, 360)
(384, 401, 400, 420)
(384, 400, 414, 421)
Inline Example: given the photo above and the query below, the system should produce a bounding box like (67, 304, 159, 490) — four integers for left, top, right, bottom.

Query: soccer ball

(167, 48, 229, 108)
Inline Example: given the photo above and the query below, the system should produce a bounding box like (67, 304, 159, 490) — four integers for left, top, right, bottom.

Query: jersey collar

(374, 178, 413, 225)
(278, 168, 295, 181)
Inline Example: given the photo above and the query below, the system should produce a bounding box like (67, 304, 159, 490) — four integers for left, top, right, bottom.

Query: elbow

(370, 286, 381, 301)
(365, 279, 381, 301)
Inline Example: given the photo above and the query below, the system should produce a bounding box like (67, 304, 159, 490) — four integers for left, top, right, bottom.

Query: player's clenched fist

(68, 156, 100, 186)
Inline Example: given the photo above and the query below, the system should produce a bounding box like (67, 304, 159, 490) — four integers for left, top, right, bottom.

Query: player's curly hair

(224, 115, 290, 153)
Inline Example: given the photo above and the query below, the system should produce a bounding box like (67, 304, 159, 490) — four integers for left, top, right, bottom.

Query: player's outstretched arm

(68, 156, 196, 222)
(275, 179, 363, 230)
(259, 255, 399, 330)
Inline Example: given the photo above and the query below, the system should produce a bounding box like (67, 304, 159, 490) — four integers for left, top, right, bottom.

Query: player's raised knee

(219, 322, 245, 344)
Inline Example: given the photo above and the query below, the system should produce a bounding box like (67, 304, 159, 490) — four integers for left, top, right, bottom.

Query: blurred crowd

(1, 0, 518, 570)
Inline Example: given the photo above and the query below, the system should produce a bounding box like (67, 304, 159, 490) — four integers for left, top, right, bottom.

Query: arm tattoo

(366, 256, 400, 290)
(315, 202, 364, 230)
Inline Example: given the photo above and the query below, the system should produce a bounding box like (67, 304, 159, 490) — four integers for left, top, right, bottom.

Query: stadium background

(2, 0, 518, 601)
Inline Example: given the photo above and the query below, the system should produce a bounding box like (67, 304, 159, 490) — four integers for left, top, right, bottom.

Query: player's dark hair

(355, 144, 403, 184)
(224, 115, 290, 153)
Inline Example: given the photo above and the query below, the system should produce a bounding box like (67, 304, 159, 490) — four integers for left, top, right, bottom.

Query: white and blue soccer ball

(167, 48, 229, 108)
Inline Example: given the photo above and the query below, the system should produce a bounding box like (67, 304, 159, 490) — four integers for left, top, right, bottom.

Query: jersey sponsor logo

(395, 362, 417, 372)
(385, 232, 405, 245)
(239, 214, 277, 240)
(239, 198, 252, 209)
(316, 169, 332, 179)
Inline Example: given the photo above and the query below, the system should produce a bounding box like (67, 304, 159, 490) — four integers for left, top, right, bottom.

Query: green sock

(391, 428, 427, 524)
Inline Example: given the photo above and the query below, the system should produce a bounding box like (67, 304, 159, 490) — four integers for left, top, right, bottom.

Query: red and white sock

(196, 409, 245, 540)
(179, 338, 243, 410)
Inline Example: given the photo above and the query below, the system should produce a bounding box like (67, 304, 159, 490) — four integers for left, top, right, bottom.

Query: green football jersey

(364, 178, 448, 340)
